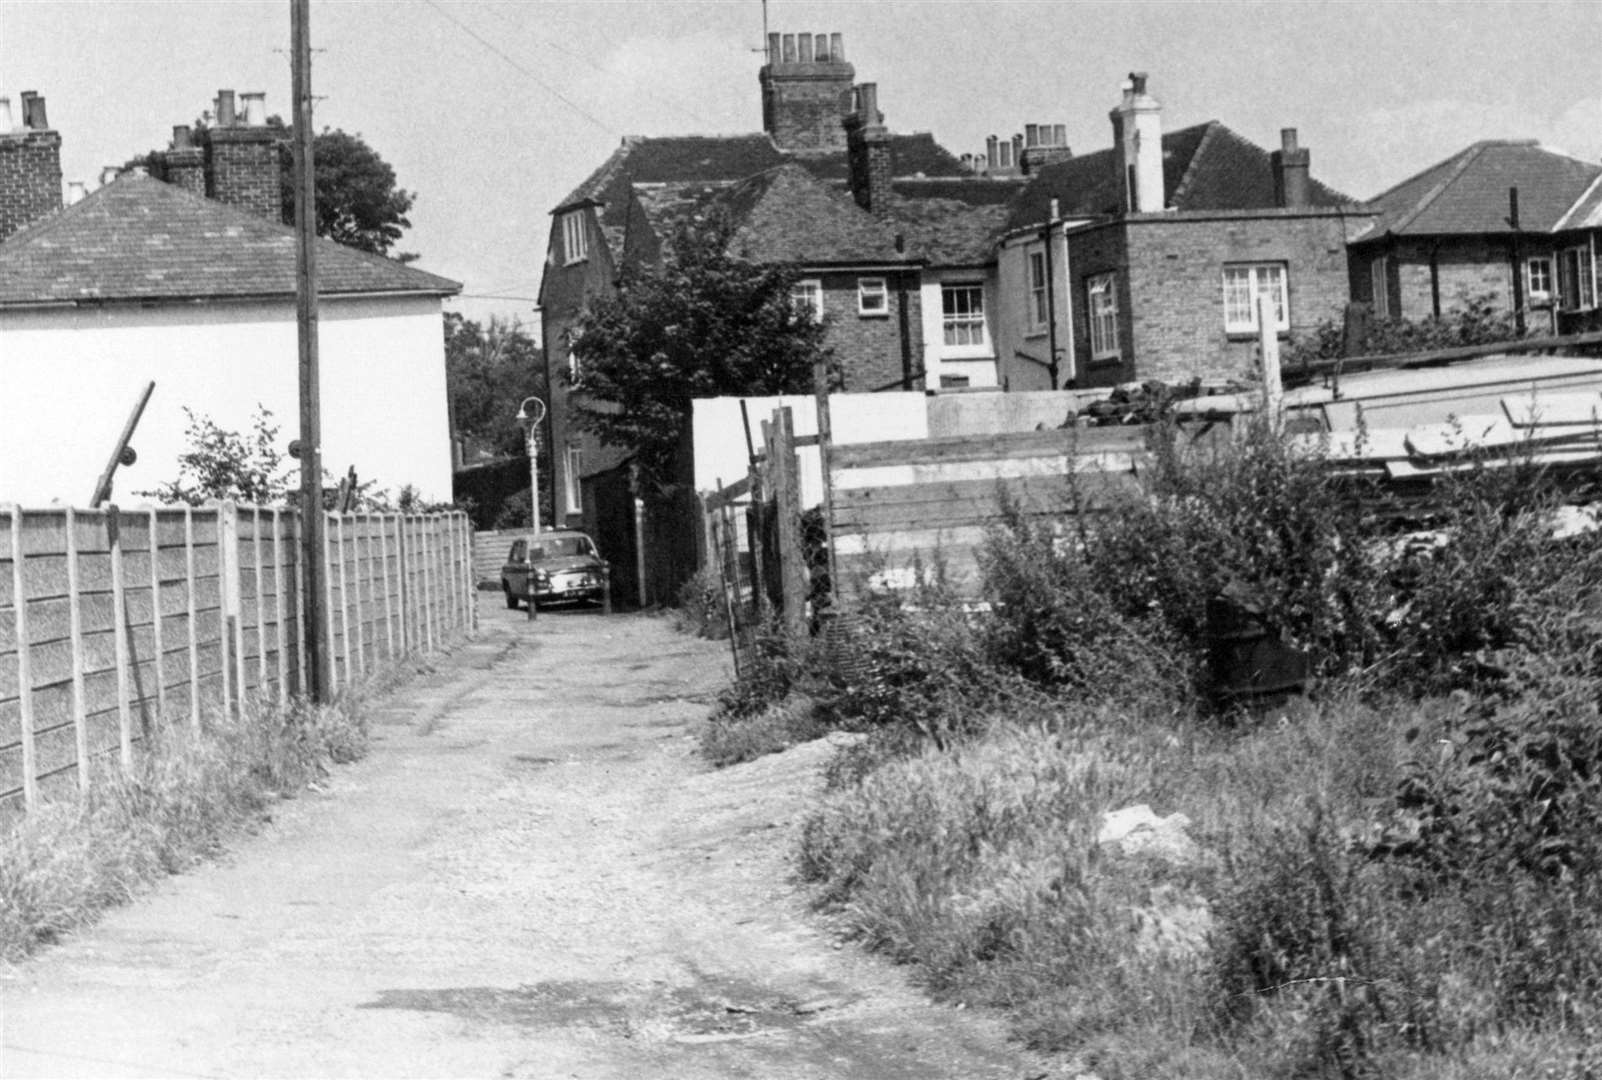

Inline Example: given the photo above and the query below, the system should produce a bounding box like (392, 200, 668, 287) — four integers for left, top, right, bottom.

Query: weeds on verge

(0, 696, 366, 964)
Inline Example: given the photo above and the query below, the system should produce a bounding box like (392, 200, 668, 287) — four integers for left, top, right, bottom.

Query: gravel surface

(0, 597, 1056, 1079)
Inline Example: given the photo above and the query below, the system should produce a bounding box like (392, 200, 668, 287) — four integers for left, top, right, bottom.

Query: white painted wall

(0, 294, 451, 505)
(919, 269, 1001, 390)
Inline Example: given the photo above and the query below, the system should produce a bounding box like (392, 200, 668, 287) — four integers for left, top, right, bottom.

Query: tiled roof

(1356, 141, 1602, 241)
(1005, 121, 1353, 231)
(557, 131, 970, 261)
(1558, 174, 1602, 231)
(0, 174, 460, 306)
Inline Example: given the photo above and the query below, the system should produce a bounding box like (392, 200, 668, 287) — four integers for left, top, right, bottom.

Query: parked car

(501, 529, 609, 610)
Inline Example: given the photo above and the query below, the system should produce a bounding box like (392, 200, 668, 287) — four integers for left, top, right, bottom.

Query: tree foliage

(567, 212, 829, 491)
(281, 128, 416, 259)
(137, 406, 293, 506)
(445, 313, 546, 458)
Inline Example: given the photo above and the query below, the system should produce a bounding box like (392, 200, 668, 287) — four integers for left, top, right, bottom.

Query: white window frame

(1086, 273, 1120, 360)
(940, 282, 989, 354)
(561, 210, 588, 265)
(1027, 248, 1049, 332)
(1223, 263, 1289, 334)
(857, 276, 889, 316)
(563, 444, 583, 515)
(791, 278, 823, 320)
(1557, 246, 1596, 311)
(1370, 256, 1390, 318)
(1526, 255, 1554, 302)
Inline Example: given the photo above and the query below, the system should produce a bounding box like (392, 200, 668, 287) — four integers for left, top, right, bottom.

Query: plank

(833, 426, 1145, 469)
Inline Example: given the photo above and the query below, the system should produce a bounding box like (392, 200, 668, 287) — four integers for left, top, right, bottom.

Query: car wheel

(502, 582, 519, 609)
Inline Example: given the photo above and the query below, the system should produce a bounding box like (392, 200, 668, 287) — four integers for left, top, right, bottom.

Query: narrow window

(857, 276, 888, 316)
(941, 283, 986, 348)
(790, 279, 823, 320)
(562, 211, 588, 265)
(1086, 273, 1119, 359)
(564, 445, 583, 515)
(1557, 248, 1595, 311)
(1027, 250, 1049, 330)
(1527, 255, 1554, 301)
(1223, 263, 1289, 333)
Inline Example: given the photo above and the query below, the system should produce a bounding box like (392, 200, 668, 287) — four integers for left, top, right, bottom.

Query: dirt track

(0, 597, 1054, 1079)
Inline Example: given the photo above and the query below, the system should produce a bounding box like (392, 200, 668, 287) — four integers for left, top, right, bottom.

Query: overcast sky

(3, 0, 1599, 329)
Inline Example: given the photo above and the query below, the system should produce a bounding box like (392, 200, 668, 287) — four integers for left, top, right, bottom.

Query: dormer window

(562, 211, 588, 265)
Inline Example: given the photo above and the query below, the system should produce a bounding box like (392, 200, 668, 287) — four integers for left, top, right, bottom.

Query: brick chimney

(0, 91, 64, 242)
(1021, 123, 1072, 175)
(844, 82, 892, 213)
(161, 125, 206, 196)
(200, 89, 284, 220)
(1272, 127, 1311, 208)
(1110, 72, 1164, 213)
(760, 31, 855, 151)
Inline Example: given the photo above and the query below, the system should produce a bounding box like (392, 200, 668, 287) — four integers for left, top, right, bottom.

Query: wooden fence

(1, 502, 475, 814)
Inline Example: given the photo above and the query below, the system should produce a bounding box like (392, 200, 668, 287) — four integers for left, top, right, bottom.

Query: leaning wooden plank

(833, 427, 1145, 469)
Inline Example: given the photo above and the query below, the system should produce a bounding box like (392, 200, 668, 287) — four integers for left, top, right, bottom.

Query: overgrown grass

(0, 696, 367, 964)
(716, 413, 1602, 1076)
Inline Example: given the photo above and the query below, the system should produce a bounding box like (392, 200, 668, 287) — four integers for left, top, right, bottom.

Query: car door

(505, 539, 527, 595)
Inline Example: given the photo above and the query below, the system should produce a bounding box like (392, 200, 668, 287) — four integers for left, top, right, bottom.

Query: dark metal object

(1207, 593, 1309, 703)
(89, 381, 154, 508)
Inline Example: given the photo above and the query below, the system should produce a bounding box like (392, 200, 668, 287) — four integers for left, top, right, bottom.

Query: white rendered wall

(0, 295, 451, 505)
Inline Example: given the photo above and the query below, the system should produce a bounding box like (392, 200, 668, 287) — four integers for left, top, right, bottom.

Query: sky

(3, 0, 1599, 333)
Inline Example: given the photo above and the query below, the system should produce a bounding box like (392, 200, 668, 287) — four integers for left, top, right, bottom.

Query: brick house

(0, 90, 461, 504)
(537, 32, 1017, 536)
(995, 74, 1373, 390)
(1348, 140, 1601, 335)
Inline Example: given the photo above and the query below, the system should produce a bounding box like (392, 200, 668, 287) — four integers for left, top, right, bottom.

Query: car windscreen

(531, 536, 593, 560)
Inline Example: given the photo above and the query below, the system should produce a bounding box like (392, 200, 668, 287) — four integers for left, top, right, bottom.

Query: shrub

(674, 564, 731, 640)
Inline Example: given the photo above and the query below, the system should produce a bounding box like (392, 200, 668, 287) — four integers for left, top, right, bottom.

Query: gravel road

(0, 597, 1053, 1079)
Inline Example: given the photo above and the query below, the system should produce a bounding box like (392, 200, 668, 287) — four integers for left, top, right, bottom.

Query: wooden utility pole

(292, 0, 329, 701)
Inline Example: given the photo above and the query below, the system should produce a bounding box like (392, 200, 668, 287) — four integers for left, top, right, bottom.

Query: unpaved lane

(1, 599, 1050, 1079)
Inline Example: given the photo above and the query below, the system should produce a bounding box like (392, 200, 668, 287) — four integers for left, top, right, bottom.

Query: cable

(422, 0, 615, 134)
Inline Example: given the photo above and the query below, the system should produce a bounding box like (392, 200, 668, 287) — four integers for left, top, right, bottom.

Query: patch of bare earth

(0, 599, 1056, 1079)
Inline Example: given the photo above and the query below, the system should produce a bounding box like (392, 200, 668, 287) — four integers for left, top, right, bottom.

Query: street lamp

(515, 396, 546, 534)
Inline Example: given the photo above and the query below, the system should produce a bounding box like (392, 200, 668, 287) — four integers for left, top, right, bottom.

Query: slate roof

(0, 174, 460, 306)
(1005, 121, 1354, 231)
(559, 131, 970, 260)
(1557, 174, 1602, 231)
(1354, 141, 1602, 242)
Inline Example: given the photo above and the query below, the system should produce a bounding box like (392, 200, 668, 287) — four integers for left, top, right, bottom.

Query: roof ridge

(1170, 120, 1222, 206)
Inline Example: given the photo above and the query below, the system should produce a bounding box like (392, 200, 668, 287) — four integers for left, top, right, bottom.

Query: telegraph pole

(292, 0, 329, 701)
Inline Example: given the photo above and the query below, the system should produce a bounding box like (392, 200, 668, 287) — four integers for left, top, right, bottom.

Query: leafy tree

(138, 406, 293, 506)
(445, 313, 546, 458)
(567, 211, 829, 491)
(281, 128, 416, 260)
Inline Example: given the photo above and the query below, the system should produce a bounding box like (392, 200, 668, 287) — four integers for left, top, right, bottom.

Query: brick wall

(1069, 210, 1359, 386)
(1353, 237, 1521, 321)
(1064, 224, 1135, 387)
(205, 127, 284, 220)
(0, 129, 62, 242)
(161, 147, 206, 197)
(760, 63, 855, 151)
(818, 270, 922, 391)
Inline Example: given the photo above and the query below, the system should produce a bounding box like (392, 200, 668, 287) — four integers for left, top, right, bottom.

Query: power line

(422, 0, 614, 134)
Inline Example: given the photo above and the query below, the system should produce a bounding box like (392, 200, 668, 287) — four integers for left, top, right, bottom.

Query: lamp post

(515, 396, 546, 534)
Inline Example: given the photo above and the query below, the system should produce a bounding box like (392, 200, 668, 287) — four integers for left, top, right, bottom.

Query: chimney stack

(1021, 121, 1072, 174)
(162, 124, 206, 195)
(844, 82, 892, 213)
(1272, 127, 1311, 208)
(1110, 71, 1165, 213)
(760, 29, 855, 150)
(199, 89, 284, 219)
(0, 89, 64, 241)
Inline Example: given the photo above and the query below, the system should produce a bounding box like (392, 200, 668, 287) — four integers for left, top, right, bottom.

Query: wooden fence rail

(1, 502, 475, 815)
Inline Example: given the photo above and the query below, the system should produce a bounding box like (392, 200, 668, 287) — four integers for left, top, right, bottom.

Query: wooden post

(349, 514, 365, 676)
(323, 511, 339, 696)
(771, 407, 807, 641)
(253, 507, 268, 694)
(379, 512, 395, 659)
(709, 502, 741, 677)
(812, 356, 839, 611)
(221, 501, 244, 718)
(422, 517, 436, 652)
(336, 513, 352, 686)
(273, 509, 288, 706)
(395, 516, 409, 655)
(64, 507, 89, 790)
(10, 507, 38, 810)
(1259, 293, 1284, 432)
(292, 509, 309, 697)
(185, 508, 200, 729)
(107, 509, 133, 775)
(148, 508, 166, 722)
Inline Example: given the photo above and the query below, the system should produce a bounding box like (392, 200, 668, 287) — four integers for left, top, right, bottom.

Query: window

(564, 445, 583, 515)
(941, 283, 986, 348)
(857, 277, 888, 316)
(564, 326, 583, 381)
(791, 278, 823, 320)
(1527, 256, 1554, 301)
(1558, 247, 1597, 311)
(1370, 257, 1390, 318)
(1027, 249, 1049, 331)
(509, 540, 527, 563)
(561, 211, 588, 264)
(1086, 273, 1119, 359)
(1223, 263, 1289, 334)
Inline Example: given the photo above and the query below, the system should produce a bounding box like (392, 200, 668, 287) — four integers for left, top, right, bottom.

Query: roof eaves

(1554, 172, 1602, 232)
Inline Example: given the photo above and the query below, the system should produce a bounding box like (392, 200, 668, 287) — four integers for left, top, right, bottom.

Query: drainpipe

(1041, 199, 1061, 389)
(1508, 187, 1526, 335)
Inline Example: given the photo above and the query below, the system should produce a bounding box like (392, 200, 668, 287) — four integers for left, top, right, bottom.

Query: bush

(1285, 291, 1523, 369)
(674, 564, 731, 640)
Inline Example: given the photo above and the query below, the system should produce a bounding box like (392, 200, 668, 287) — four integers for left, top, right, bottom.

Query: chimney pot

(767, 32, 781, 65)
(20, 91, 48, 130)
(1130, 71, 1148, 95)
(172, 124, 193, 150)
(798, 34, 814, 63)
(855, 82, 879, 123)
(0, 96, 12, 133)
(216, 89, 236, 126)
(100, 165, 121, 186)
(1054, 124, 1067, 147)
(1281, 127, 1299, 152)
(241, 91, 267, 126)
(781, 34, 796, 63)
(1025, 124, 1040, 148)
(830, 33, 843, 61)
(986, 134, 998, 169)
(66, 180, 87, 205)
